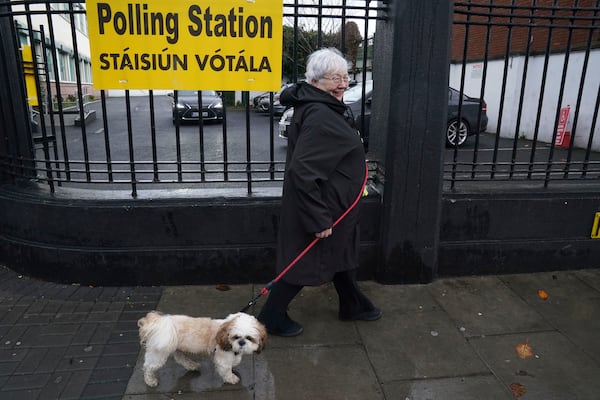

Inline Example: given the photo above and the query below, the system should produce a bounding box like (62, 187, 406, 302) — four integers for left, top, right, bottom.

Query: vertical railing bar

(544, 0, 574, 187)
(509, 1, 535, 179)
(174, 90, 183, 181)
(43, 1, 70, 180)
(582, 84, 600, 177)
(38, 24, 61, 185)
(196, 89, 205, 183)
(244, 91, 252, 194)
(317, 0, 323, 48)
(564, 0, 597, 178)
(340, 0, 347, 54)
(148, 90, 159, 182)
(100, 90, 113, 182)
(491, 0, 517, 180)
(124, 91, 137, 197)
(198, 91, 206, 182)
(67, 2, 90, 181)
(469, 1, 493, 182)
(451, 1, 472, 187)
(8, 17, 26, 177)
(528, 1, 556, 179)
(23, 7, 54, 191)
(358, 2, 370, 145)
(293, 0, 299, 83)
(268, 90, 275, 181)
(221, 93, 229, 182)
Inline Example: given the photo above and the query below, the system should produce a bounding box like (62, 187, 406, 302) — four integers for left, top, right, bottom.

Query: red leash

(241, 163, 369, 312)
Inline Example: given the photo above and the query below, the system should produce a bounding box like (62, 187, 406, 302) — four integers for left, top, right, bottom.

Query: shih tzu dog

(138, 311, 267, 387)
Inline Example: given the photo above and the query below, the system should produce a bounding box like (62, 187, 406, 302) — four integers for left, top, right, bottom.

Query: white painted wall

(450, 49, 600, 151)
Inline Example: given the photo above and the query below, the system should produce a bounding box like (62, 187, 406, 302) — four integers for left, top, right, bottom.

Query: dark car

(447, 87, 488, 147)
(253, 84, 293, 116)
(169, 90, 224, 124)
(278, 81, 488, 148)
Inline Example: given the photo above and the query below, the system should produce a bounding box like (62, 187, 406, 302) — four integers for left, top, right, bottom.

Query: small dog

(138, 311, 266, 387)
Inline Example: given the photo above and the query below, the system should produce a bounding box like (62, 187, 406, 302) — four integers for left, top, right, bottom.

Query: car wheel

(446, 118, 469, 147)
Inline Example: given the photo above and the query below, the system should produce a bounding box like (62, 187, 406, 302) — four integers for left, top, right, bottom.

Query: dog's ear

(256, 323, 267, 354)
(216, 320, 233, 351)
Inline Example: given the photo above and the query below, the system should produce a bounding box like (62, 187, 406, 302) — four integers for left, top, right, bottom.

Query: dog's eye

(245, 336, 255, 343)
(232, 335, 241, 340)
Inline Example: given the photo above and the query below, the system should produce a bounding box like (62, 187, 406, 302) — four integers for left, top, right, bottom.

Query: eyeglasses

(322, 75, 351, 84)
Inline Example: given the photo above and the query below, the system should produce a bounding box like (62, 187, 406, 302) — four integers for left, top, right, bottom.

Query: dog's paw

(144, 377, 159, 388)
(143, 372, 159, 388)
(222, 372, 240, 385)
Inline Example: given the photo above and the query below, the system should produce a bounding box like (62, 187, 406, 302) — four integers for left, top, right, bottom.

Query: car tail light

(481, 101, 487, 112)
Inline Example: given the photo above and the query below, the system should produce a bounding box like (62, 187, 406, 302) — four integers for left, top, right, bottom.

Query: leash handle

(241, 163, 369, 312)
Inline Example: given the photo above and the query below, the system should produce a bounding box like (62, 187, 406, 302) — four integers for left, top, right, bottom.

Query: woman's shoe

(267, 319, 304, 337)
(339, 308, 382, 322)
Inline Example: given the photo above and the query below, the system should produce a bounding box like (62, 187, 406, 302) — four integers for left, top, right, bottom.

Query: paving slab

(2, 265, 600, 399)
(259, 345, 384, 400)
(469, 331, 600, 400)
(427, 275, 551, 337)
(499, 271, 600, 363)
(382, 375, 513, 400)
(358, 309, 489, 383)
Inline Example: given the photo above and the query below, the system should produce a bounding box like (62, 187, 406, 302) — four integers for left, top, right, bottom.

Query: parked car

(278, 81, 488, 148)
(169, 90, 224, 124)
(253, 84, 293, 116)
(447, 87, 488, 147)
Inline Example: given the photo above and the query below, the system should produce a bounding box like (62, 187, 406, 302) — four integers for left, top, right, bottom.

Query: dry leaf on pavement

(515, 342, 534, 359)
(537, 289, 549, 300)
(510, 382, 526, 397)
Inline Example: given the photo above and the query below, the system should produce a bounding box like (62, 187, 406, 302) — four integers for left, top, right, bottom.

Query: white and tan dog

(138, 311, 267, 387)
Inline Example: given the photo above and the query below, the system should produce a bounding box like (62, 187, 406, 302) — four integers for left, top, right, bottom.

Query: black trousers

(257, 269, 375, 330)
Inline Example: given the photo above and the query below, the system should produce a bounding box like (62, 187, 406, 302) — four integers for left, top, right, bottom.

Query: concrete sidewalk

(1, 265, 599, 399)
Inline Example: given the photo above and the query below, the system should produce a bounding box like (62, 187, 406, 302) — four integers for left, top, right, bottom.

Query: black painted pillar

(0, 0, 34, 183)
(370, 0, 452, 283)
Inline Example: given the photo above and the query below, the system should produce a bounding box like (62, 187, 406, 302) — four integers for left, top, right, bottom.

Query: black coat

(276, 82, 367, 286)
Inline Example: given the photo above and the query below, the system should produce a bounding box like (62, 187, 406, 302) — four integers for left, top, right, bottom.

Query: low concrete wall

(1, 184, 599, 286)
(439, 191, 600, 276)
(0, 185, 381, 286)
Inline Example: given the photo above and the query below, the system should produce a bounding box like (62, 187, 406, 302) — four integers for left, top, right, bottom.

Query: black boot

(258, 280, 304, 337)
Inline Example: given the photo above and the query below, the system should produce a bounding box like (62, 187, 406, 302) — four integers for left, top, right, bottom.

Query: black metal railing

(448, 0, 600, 190)
(1, 0, 386, 197)
(2, 0, 600, 197)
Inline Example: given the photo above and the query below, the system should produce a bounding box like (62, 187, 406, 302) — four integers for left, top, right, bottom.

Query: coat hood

(280, 82, 347, 115)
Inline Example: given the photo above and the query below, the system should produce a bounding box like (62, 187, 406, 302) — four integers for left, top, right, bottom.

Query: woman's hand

(315, 228, 333, 238)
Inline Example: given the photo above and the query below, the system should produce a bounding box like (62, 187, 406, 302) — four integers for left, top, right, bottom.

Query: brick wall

(452, 0, 600, 62)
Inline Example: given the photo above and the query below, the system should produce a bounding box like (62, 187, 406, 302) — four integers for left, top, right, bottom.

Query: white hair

(305, 48, 348, 82)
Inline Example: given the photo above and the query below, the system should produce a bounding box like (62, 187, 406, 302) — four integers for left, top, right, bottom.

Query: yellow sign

(21, 46, 38, 106)
(592, 212, 600, 239)
(86, 0, 282, 91)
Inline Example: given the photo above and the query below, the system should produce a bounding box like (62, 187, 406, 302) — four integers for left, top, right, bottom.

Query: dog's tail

(138, 311, 178, 352)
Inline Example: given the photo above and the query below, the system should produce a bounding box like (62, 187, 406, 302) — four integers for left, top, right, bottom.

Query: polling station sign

(87, 0, 283, 91)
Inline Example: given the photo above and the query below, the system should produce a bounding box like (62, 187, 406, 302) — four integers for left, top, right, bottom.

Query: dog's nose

(238, 339, 246, 346)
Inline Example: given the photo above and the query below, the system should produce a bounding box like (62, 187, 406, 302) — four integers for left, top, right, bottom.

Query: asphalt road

(39, 95, 288, 188)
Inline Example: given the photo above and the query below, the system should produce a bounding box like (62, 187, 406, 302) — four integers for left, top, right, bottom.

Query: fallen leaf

(510, 382, 526, 398)
(215, 284, 231, 291)
(515, 342, 534, 359)
(537, 289, 549, 300)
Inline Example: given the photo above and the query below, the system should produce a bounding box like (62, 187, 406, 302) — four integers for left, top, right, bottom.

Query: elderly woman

(258, 48, 381, 337)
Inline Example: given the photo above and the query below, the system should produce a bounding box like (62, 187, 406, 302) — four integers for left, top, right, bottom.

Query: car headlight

(175, 102, 187, 109)
(210, 100, 223, 109)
